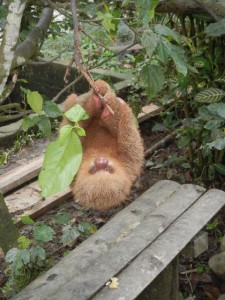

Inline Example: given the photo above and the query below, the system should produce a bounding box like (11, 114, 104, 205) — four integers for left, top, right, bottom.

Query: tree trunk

(11, 7, 54, 69)
(0, 193, 19, 254)
(0, 0, 27, 103)
(156, 0, 225, 17)
(0, 5, 54, 104)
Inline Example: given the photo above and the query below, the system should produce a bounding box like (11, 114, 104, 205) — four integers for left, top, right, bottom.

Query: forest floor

(0, 119, 225, 300)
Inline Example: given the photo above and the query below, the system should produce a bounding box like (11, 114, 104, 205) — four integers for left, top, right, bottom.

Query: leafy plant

(38, 104, 89, 197)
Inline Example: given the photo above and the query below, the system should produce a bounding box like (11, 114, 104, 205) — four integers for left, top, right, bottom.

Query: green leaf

(64, 104, 89, 123)
(17, 236, 30, 249)
(5, 248, 20, 264)
(206, 137, 225, 150)
(21, 117, 36, 131)
(27, 91, 43, 113)
(135, 0, 159, 24)
(59, 125, 73, 144)
(178, 136, 191, 148)
(43, 101, 62, 118)
(214, 163, 225, 175)
(78, 221, 97, 236)
(155, 38, 170, 63)
(141, 30, 159, 58)
(154, 24, 180, 43)
(33, 225, 55, 243)
(140, 64, 165, 100)
(34, 115, 51, 136)
(169, 45, 188, 76)
(195, 88, 225, 103)
(204, 119, 222, 130)
(61, 225, 80, 245)
(207, 102, 225, 118)
(76, 126, 86, 137)
(97, 12, 115, 32)
(38, 130, 82, 197)
(20, 215, 35, 225)
(53, 212, 71, 225)
(30, 246, 46, 263)
(205, 18, 225, 37)
(20, 249, 30, 265)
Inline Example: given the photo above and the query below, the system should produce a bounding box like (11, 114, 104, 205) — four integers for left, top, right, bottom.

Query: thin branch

(144, 129, 179, 158)
(192, 0, 219, 21)
(52, 76, 82, 102)
(69, 0, 114, 115)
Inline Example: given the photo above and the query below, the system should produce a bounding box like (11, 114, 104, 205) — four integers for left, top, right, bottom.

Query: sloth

(61, 80, 144, 210)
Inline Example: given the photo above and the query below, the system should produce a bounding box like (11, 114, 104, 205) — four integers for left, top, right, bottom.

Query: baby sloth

(61, 80, 144, 210)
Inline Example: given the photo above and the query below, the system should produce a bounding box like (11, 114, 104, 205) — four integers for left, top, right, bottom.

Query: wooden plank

(5, 181, 41, 213)
(0, 155, 44, 194)
(12, 181, 205, 300)
(16, 187, 72, 227)
(93, 189, 225, 300)
(138, 103, 162, 123)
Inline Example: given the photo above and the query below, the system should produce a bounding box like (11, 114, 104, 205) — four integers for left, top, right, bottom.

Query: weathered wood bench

(13, 180, 225, 300)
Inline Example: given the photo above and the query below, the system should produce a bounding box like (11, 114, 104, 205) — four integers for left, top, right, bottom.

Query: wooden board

(16, 187, 73, 227)
(13, 180, 207, 300)
(0, 155, 44, 194)
(5, 181, 41, 213)
(93, 189, 225, 300)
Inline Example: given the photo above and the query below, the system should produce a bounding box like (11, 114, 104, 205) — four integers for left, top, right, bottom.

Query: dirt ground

(0, 120, 225, 299)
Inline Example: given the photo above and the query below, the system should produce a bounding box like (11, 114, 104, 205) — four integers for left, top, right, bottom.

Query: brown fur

(61, 80, 144, 210)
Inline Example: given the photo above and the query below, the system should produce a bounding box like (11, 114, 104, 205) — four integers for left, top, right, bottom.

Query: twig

(192, 0, 219, 21)
(144, 129, 178, 158)
(70, 0, 114, 115)
(52, 76, 82, 103)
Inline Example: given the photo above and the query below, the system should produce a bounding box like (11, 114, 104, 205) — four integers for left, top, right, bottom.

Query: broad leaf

(141, 30, 159, 58)
(34, 115, 51, 136)
(169, 45, 188, 76)
(206, 137, 225, 150)
(154, 24, 180, 43)
(140, 64, 165, 100)
(207, 102, 225, 118)
(214, 163, 225, 175)
(97, 12, 115, 32)
(195, 88, 225, 103)
(43, 101, 62, 118)
(20, 215, 35, 225)
(21, 117, 36, 131)
(33, 225, 55, 243)
(17, 236, 30, 249)
(64, 104, 89, 123)
(61, 225, 80, 245)
(30, 246, 46, 262)
(155, 38, 170, 63)
(59, 125, 73, 144)
(205, 18, 225, 37)
(53, 212, 71, 225)
(204, 119, 222, 130)
(27, 91, 43, 113)
(39, 130, 82, 197)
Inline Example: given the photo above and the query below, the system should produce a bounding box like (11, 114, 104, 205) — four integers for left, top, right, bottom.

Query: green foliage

(61, 225, 80, 245)
(140, 64, 165, 100)
(195, 88, 225, 103)
(33, 225, 55, 243)
(53, 212, 71, 225)
(205, 18, 225, 37)
(38, 104, 89, 197)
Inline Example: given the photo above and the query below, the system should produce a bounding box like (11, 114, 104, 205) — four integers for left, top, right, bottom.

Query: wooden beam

(0, 156, 44, 194)
(16, 187, 72, 227)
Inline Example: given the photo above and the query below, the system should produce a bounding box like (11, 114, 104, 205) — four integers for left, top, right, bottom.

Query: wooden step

(13, 181, 225, 300)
